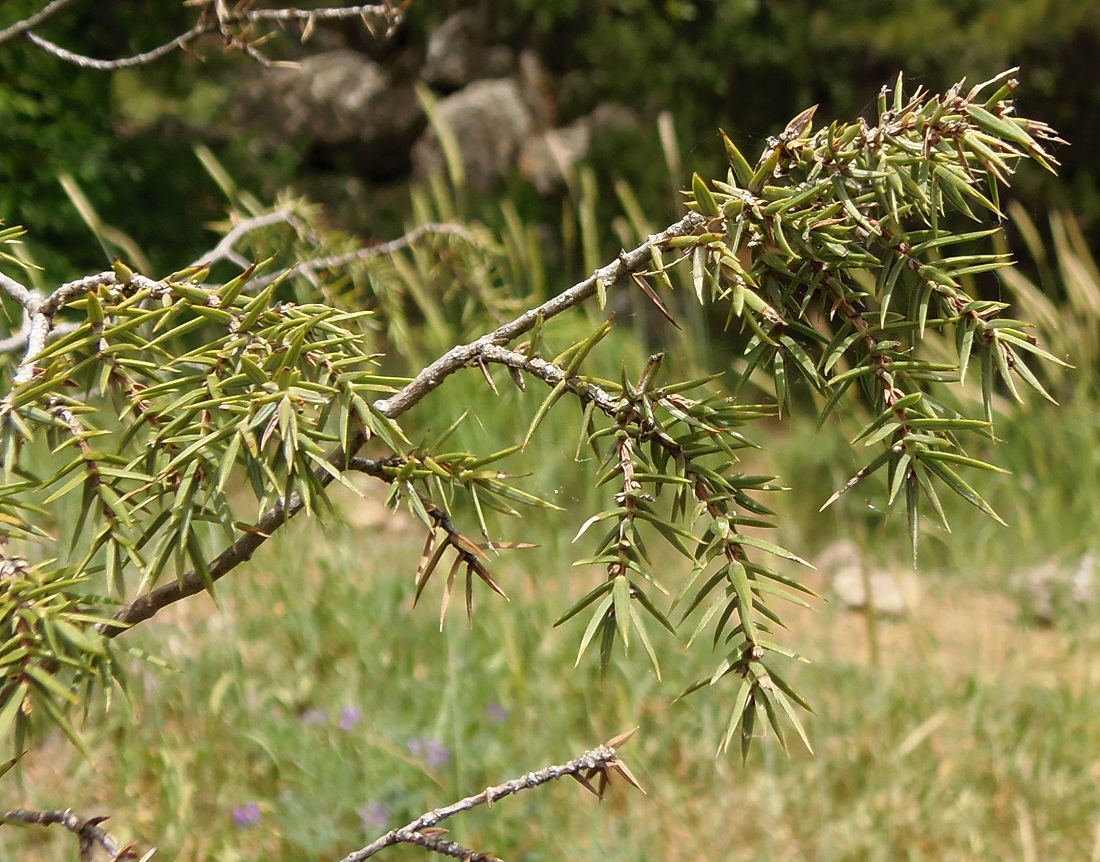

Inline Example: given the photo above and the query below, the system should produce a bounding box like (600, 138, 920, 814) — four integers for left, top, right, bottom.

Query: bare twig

(371, 212, 706, 419)
(0, 270, 41, 311)
(25, 21, 209, 70)
(13, 2, 405, 69)
(250, 222, 485, 289)
(241, 3, 403, 24)
(344, 738, 636, 861)
(0, 0, 77, 46)
(397, 831, 495, 861)
(0, 743, 636, 862)
(479, 344, 621, 413)
(189, 209, 310, 270)
(0, 807, 149, 860)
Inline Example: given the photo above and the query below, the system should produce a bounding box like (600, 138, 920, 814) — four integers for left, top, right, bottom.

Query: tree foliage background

(5, 0, 1100, 277)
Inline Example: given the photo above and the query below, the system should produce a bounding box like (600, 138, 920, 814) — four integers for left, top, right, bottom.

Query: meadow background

(3, 2, 1100, 860)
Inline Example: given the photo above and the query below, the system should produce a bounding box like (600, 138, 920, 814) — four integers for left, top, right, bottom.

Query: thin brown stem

(0, 807, 146, 860)
(102, 432, 365, 637)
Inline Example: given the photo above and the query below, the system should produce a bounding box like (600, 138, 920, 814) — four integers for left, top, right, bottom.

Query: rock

(422, 11, 478, 91)
(412, 78, 533, 193)
(1013, 552, 1097, 624)
(832, 566, 918, 616)
(815, 540, 917, 615)
(814, 539, 862, 573)
(235, 50, 425, 179)
(517, 123, 590, 194)
(422, 11, 513, 91)
(518, 103, 638, 193)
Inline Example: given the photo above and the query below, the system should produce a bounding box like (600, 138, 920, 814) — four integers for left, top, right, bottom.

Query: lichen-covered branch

(344, 735, 638, 862)
(0, 270, 41, 311)
(249, 222, 485, 290)
(189, 209, 312, 270)
(372, 212, 706, 419)
(25, 21, 209, 70)
(11, 271, 174, 384)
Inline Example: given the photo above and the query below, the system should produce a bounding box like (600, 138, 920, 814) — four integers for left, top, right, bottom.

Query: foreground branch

(0, 741, 636, 862)
(102, 434, 360, 636)
(100, 214, 704, 636)
(372, 212, 706, 419)
(0, 807, 149, 861)
(345, 734, 639, 861)
(479, 344, 621, 413)
(10, 271, 172, 384)
(0, 270, 42, 311)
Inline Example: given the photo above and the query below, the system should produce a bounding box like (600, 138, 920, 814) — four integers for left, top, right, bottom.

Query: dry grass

(5, 443, 1100, 861)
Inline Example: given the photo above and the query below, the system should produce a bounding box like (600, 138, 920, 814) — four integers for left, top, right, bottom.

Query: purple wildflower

(359, 801, 390, 831)
(232, 803, 262, 829)
(339, 705, 363, 731)
(486, 702, 508, 724)
(408, 737, 451, 770)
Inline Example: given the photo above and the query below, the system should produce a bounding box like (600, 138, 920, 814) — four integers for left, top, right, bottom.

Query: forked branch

(372, 212, 706, 418)
(0, 738, 637, 862)
(99, 214, 705, 637)
(345, 732, 640, 861)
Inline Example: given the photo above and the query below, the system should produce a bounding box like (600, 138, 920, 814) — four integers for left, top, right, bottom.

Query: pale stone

(412, 78, 533, 193)
(832, 566, 919, 616)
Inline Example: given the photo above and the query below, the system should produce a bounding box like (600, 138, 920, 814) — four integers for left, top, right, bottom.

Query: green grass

(5, 419, 1100, 860)
(5, 285, 1100, 859)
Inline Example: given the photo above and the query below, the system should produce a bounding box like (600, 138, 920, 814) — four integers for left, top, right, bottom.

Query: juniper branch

(25, 21, 208, 70)
(0, 271, 40, 311)
(189, 209, 311, 270)
(372, 212, 706, 419)
(249, 222, 485, 289)
(101, 450, 346, 637)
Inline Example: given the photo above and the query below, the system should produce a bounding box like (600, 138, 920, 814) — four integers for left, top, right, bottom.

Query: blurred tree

(5, 0, 1096, 282)
(491, 0, 1097, 221)
(0, 2, 223, 277)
